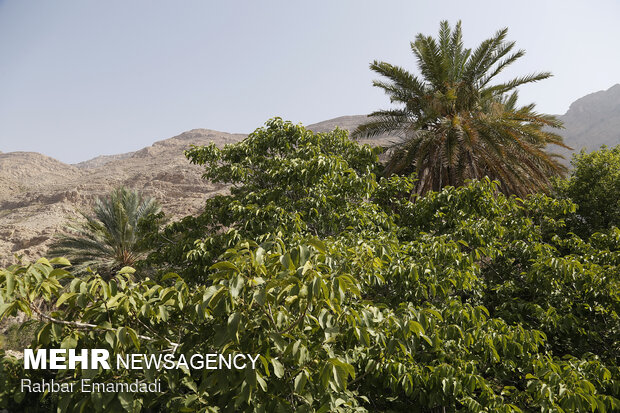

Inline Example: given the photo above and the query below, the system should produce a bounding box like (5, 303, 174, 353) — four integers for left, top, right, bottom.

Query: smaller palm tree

(49, 187, 162, 276)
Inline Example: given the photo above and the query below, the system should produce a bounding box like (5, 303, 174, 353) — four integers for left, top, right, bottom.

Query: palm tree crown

(353, 21, 570, 197)
(49, 187, 161, 276)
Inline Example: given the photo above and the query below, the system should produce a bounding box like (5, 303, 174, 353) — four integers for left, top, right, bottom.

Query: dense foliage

(1, 120, 618, 412)
(353, 21, 569, 196)
(554, 145, 620, 237)
(49, 187, 163, 277)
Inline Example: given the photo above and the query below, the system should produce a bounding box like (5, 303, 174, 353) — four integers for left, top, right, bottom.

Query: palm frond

(49, 187, 162, 276)
(357, 21, 568, 196)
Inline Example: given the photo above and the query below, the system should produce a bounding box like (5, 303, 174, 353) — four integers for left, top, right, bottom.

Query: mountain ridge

(558, 83, 620, 153)
(1, 86, 619, 264)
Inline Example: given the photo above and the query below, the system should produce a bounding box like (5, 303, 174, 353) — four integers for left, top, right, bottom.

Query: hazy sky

(1, 0, 619, 163)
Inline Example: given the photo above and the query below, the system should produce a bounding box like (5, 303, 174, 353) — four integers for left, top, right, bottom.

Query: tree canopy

(554, 146, 620, 237)
(353, 21, 569, 197)
(1, 120, 618, 412)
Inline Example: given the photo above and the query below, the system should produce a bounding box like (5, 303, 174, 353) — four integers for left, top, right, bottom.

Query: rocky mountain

(309, 85, 620, 164)
(0, 123, 387, 266)
(558, 84, 620, 154)
(0, 129, 245, 266)
(307, 115, 398, 149)
(1, 86, 619, 265)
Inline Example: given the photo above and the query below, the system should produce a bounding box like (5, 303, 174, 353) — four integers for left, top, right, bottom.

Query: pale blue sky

(1, 0, 619, 163)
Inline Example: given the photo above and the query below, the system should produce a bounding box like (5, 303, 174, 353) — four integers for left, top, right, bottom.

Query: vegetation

(554, 146, 620, 237)
(0, 320, 37, 352)
(353, 21, 569, 197)
(48, 187, 162, 278)
(1, 120, 618, 412)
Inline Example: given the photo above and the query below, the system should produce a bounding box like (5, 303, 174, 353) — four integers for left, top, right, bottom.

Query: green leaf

(229, 275, 245, 298)
(37, 322, 52, 344)
(0, 302, 14, 320)
(409, 320, 425, 337)
(49, 257, 71, 266)
(36, 257, 51, 267)
(421, 334, 433, 346)
(208, 286, 227, 308)
(320, 363, 332, 390)
(118, 266, 136, 275)
(56, 292, 77, 307)
(227, 312, 241, 341)
(117, 327, 129, 347)
(105, 330, 116, 349)
(49, 268, 71, 278)
(280, 253, 294, 270)
(210, 261, 240, 273)
(15, 300, 31, 316)
(61, 334, 78, 349)
(161, 272, 181, 282)
(268, 333, 288, 352)
(126, 327, 140, 350)
(424, 308, 443, 322)
(307, 238, 326, 253)
(272, 358, 284, 378)
(256, 372, 268, 392)
(294, 371, 307, 393)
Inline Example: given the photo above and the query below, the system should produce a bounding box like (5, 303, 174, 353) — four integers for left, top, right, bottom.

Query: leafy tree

(1, 120, 618, 412)
(555, 145, 620, 236)
(145, 118, 385, 283)
(353, 21, 569, 196)
(49, 187, 162, 277)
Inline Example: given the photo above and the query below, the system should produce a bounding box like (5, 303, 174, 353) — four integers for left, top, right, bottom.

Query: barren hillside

(558, 84, 620, 153)
(2, 91, 619, 265)
(0, 120, 392, 266)
(0, 129, 245, 265)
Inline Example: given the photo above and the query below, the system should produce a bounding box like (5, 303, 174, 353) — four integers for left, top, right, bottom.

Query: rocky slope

(0, 129, 245, 266)
(1, 86, 619, 265)
(558, 84, 620, 154)
(0, 123, 386, 266)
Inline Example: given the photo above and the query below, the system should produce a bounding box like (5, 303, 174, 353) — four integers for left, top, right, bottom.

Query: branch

(280, 300, 310, 335)
(29, 303, 180, 349)
(255, 300, 309, 335)
(133, 311, 180, 352)
(348, 370, 370, 387)
(256, 302, 278, 330)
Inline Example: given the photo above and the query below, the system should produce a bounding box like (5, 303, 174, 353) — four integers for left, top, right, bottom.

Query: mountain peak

(1, 86, 620, 263)
(565, 84, 620, 117)
(554, 83, 620, 156)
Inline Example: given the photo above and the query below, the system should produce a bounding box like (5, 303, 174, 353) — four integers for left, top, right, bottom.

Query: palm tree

(353, 21, 570, 197)
(49, 187, 162, 276)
